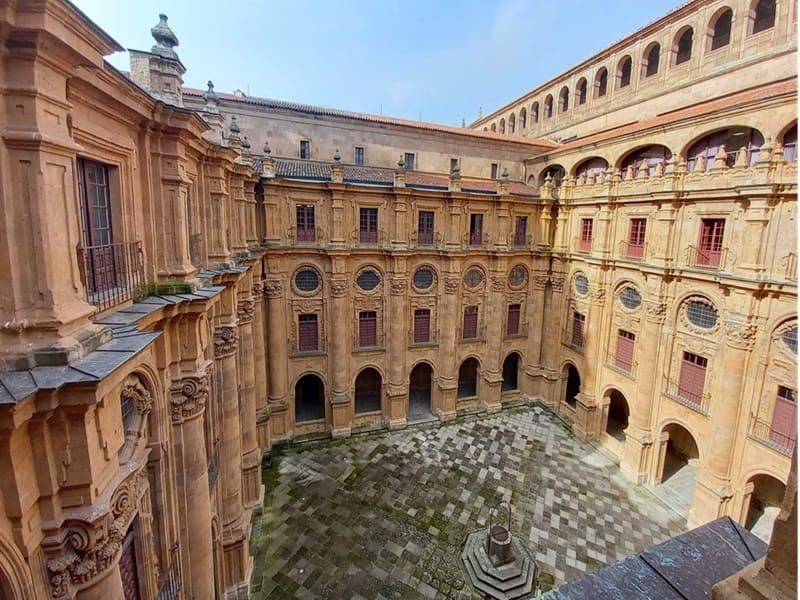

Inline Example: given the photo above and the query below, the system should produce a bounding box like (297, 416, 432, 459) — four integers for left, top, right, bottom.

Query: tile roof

(183, 87, 557, 149)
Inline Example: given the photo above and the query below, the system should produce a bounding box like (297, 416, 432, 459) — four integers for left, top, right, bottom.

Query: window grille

(686, 300, 718, 328)
(295, 268, 320, 292)
(413, 267, 434, 290)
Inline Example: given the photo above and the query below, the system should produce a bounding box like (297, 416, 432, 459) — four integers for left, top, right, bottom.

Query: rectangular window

(678, 352, 707, 404)
(77, 158, 116, 294)
(413, 309, 431, 343)
(296, 204, 315, 242)
(450, 158, 459, 172)
(469, 213, 483, 246)
(771, 385, 798, 447)
(571, 312, 585, 347)
(404, 152, 415, 170)
(298, 314, 318, 352)
(507, 304, 521, 336)
(491, 163, 498, 179)
(360, 207, 378, 243)
(354, 146, 365, 166)
(463, 305, 479, 340)
(300, 140, 310, 160)
(698, 218, 724, 267)
(579, 218, 593, 252)
(615, 330, 635, 372)
(628, 218, 646, 258)
(358, 311, 377, 347)
(514, 216, 528, 246)
(418, 210, 434, 245)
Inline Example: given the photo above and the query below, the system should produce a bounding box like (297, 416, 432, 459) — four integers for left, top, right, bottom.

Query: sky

(71, 0, 681, 126)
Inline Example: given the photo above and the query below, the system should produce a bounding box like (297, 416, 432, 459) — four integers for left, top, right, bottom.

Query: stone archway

(295, 373, 325, 422)
(654, 423, 699, 517)
(501, 353, 521, 392)
(409, 362, 434, 422)
(458, 358, 480, 398)
(354, 368, 382, 414)
(605, 389, 629, 442)
(744, 474, 786, 542)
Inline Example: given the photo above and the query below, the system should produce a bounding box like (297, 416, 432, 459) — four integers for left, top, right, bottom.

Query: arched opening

(594, 68, 608, 98)
(558, 86, 569, 113)
(295, 373, 325, 422)
(709, 8, 733, 50)
(508, 113, 516, 134)
(458, 357, 480, 398)
(605, 389, 629, 441)
(617, 56, 632, 88)
(409, 362, 433, 421)
(519, 107, 527, 129)
(531, 102, 539, 124)
(745, 474, 786, 542)
(752, 0, 776, 34)
(539, 165, 565, 188)
(674, 27, 694, 64)
(502, 353, 520, 392)
(643, 43, 660, 77)
(483, 127, 488, 131)
(490, 123, 497, 132)
(686, 127, 764, 171)
(782, 123, 797, 162)
(544, 95, 553, 119)
(119, 524, 141, 600)
(499, 118, 506, 134)
(564, 364, 580, 407)
(354, 367, 382, 414)
(620, 144, 673, 178)
(576, 78, 588, 106)
(657, 423, 699, 514)
(574, 156, 609, 182)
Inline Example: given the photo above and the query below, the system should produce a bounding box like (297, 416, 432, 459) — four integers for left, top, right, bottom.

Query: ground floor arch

(409, 362, 433, 422)
(744, 473, 786, 542)
(605, 389, 629, 441)
(295, 373, 325, 422)
(654, 422, 699, 516)
(502, 353, 520, 392)
(563, 363, 580, 407)
(354, 367, 382, 414)
(458, 357, 480, 398)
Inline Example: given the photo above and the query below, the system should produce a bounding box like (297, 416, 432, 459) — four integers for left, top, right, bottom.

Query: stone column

(538, 273, 566, 402)
(387, 273, 408, 429)
(264, 278, 290, 438)
(237, 296, 261, 510)
(251, 280, 270, 450)
(213, 323, 250, 597)
(436, 274, 460, 420)
(170, 367, 214, 600)
(573, 285, 605, 441)
(481, 275, 505, 411)
(329, 274, 351, 437)
(523, 271, 549, 397)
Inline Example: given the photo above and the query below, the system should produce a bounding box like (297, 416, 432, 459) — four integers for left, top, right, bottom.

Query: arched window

(753, 0, 776, 33)
(490, 123, 496, 132)
(686, 127, 764, 171)
(644, 43, 660, 77)
(532, 102, 539, 124)
(544, 95, 553, 119)
(576, 78, 588, 105)
(675, 27, 694, 64)
(782, 124, 797, 162)
(594, 68, 608, 98)
(617, 56, 632, 88)
(483, 127, 488, 131)
(710, 9, 733, 50)
(499, 118, 506, 134)
(558, 86, 569, 112)
(574, 157, 609, 181)
(509, 113, 516, 134)
(519, 107, 527, 129)
(539, 165, 565, 187)
(620, 145, 672, 178)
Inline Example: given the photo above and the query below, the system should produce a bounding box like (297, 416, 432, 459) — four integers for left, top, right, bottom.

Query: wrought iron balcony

(748, 413, 796, 457)
(683, 245, 732, 270)
(77, 241, 146, 312)
(663, 377, 710, 415)
(156, 541, 182, 599)
(562, 326, 584, 350)
(618, 239, 647, 260)
(604, 349, 637, 378)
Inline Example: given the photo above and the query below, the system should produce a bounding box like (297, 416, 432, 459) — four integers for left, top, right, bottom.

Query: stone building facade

(0, 0, 794, 599)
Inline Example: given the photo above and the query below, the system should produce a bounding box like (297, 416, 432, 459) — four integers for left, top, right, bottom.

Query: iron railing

(663, 377, 710, 414)
(683, 245, 730, 270)
(748, 414, 796, 457)
(562, 326, 584, 350)
(207, 438, 220, 493)
(604, 348, 637, 377)
(156, 541, 182, 600)
(77, 241, 145, 312)
(618, 239, 647, 260)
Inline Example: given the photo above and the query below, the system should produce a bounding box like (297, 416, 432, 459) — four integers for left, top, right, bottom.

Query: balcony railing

(748, 414, 796, 457)
(618, 239, 646, 260)
(207, 438, 220, 493)
(683, 245, 732, 270)
(604, 349, 637, 377)
(156, 541, 182, 600)
(562, 326, 584, 350)
(663, 377, 710, 414)
(78, 241, 145, 313)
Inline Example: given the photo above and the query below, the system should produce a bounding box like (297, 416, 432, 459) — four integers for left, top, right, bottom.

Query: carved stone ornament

(120, 374, 152, 415)
(262, 279, 283, 298)
(46, 467, 147, 599)
(330, 279, 348, 298)
(444, 277, 460, 294)
(645, 301, 667, 323)
(491, 276, 506, 292)
(390, 278, 407, 296)
(724, 320, 757, 349)
(170, 370, 210, 423)
(533, 273, 550, 290)
(214, 324, 238, 358)
(549, 276, 565, 292)
(252, 280, 264, 297)
(588, 287, 606, 305)
(237, 298, 255, 323)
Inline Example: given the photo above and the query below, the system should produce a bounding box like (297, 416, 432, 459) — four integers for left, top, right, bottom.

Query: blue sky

(72, 0, 680, 125)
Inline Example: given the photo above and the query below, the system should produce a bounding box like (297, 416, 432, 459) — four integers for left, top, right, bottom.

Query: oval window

(508, 265, 527, 288)
(356, 269, 381, 291)
(294, 268, 320, 292)
(463, 268, 484, 289)
(619, 286, 641, 309)
(686, 300, 717, 328)
(412, 267, 435, 290)
(574, 274, 589, 296)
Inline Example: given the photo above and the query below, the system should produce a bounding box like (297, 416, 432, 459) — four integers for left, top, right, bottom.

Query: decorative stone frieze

(170, 369, 210, 423)
(237, 298, 255, 323)
(532, 272, 550, 290)
(644, 301, 667, 323)
(491, 276, 506, 292)
(588, 287, 606, 305)
(120, 374, 153, 415)
(390, 277, 407, 295)
(330, 279, 348, 298)
(252, 280, 263, 297)
(549, 276, 565, 292)
(444, 277, 460, 294)
(262, 279, 283, 298)
(214, 324, 238, 358)
(724, 320, 757, 350)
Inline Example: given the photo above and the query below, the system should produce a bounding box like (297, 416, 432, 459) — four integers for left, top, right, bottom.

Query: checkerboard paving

(249, 406, 686, 599)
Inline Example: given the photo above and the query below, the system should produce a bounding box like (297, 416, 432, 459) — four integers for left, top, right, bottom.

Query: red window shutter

(296, 205, 316, 242)
(507, 304, 521, 335)
(418, 211, 434, 245)
(698, 219, 724, 267)
(572, 312, 585, 347)
(771, 386, 798, 445)
(678, 352, 707, 404)
(359, 311, 377, 347)
(298, 314, 318, 351)
(514, 217, 527, 246)
(463, 306, 478, 339)
(580, 219, 593, 251)
(628, 219, 646, 258)
(360, 208, 378, 243)
(414, 309, 431, 343)
(616, 330, 635, 371)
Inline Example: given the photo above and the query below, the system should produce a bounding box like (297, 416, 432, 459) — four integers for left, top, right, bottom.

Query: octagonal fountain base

(460, 528, 539, 599)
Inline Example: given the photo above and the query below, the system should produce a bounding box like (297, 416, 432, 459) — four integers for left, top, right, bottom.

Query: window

(358, 311, 377, 347)
(678, 352, 707, 405)
(491, 123, 497, 132)
(404, 152, 415, 170)
(558, 86, 569, 112)
(296, 204, 315, 242)
(544, 95, 553, 119)
(418, 210, 434, 245)
(507, 304, 521, 336)
(356, 269, 381, 291)
(76, 158, 115, 294)
(413, 309, 431, 343)
(520, 108, 527, 129)
(463, 306, 479, 340)
(574, 274, 589, 296)
(509, 114, 516, 133)
(686, 127, 764, 171)
(300, 140, 310, 159)
(532, 102, 539, 124)
(355, 146, 365, 166)
(595, 68, 608, 97)
(645, 44, 660, 77)
(491, 163, 498, 179)
(514, 216, 528, 246)
(619, 286, 642, 310)
(711, 9, 733, 50)
(620, 145, 672, 178)
(753, 0, 776, 34)
(469, 213, 483, 246)
(782, 125, 797, 163)
(783, 327, 797, 354)
(675, 28, 693, 64)
(298, 314, 318, 351)
(359, 207, 378, 243)
(571, 312, 585, 347)
(576, 78, 587, 105)
(499, 118, 506, 134)
(628, 218, 646, 258)
(618, 56, 632, 88)
(686, 300, 718, 328)
(698, 218, 724, 267)
(579, 218, 593, 252)
(616, 330, 635, 372)
(463, 268, 484, 289)
(413, 266, 435, 290)
(450, 158, 459, 172)
(772, 385, 798, 447)
(508, 265, 527, 288)
(294, 268, 320, 292)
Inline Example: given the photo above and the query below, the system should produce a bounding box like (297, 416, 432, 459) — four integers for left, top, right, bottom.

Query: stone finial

(755, 137, 773, 166)
(204, 80, 219, 113)
(694, 153, 706, 172)
(497, 168, 510, 196)
(461, 118, 466, 128)
(710, 145, 727, 171)
(150, 14, 180, 60)
(333, 149, 341, 162)
(227, 115, 242, 151)
(450, 160, 460, 176)
(501, 167, 509, 179)
(625, 164, 635, 180)
(449, 161, 461, 192)
(229, 115, 240, 136)
(242, 136, 251, 150)
(331, 151, 344, 183)
(478, 106, 483, 119)
(263, 141, 271, 155)
(637, 160, 650, 179)
(397, 155, 406, 170)
(654, 160, 664, 177)
(664, 156, 676, 175)
(394, 156, 406, 188)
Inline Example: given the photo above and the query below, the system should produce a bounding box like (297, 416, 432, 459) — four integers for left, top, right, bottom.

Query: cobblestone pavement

(250, 406, 687, 599)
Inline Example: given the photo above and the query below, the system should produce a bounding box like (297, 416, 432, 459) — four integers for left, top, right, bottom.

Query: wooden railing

(748, 414, 796, 457)
(77, 241, 145, 312)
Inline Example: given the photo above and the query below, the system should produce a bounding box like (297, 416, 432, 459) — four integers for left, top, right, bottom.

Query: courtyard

(250, 405, 688, 599)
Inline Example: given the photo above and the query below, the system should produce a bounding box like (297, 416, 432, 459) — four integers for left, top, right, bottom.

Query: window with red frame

(507, 304, 521, 336)
(413, 309, 431, 343)
(579, 218, 593, 252)
(360, 207, 378, 243)
(358, 311, 377, 347)
(418, 210, 434, 245)
(469, 214, 483, 246)
(463, 305, 479, 339)
(678, 352, 707, 404)
(616, 330, 635, 372)
(296, 204, 315, 242)
(771, 385, 797, 447)
(698, 218, 724, 267)
(298, 314, 318, 352)
(571, 312, 585, 347)
(628, 218, 646, 258)
(514, 217, 528, 246)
